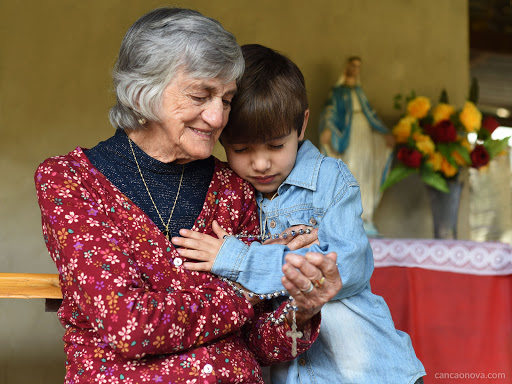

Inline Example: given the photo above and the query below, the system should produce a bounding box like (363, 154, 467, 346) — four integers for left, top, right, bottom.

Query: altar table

(369, 238, 512, 384)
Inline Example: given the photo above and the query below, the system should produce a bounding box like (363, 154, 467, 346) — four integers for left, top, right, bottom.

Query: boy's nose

(252, 156, 271, 173)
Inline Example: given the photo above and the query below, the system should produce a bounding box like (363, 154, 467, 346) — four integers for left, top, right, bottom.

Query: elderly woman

(34, 7, 341, 384)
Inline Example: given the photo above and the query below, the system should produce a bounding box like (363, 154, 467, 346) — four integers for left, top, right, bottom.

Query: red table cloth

(369, 238, 512, 383)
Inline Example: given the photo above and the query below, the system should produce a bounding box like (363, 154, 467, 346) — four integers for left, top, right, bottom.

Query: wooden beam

(0, 273, 62, 299)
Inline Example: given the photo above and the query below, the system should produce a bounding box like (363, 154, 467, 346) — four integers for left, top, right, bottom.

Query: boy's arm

(176, 171, 371, 299)
(212, 184, 372, 300)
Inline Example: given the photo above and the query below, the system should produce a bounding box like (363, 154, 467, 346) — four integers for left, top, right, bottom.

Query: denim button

(309, 217, 317, 226)
(298, 358, 306, 366)
(270, 220, 276, 228)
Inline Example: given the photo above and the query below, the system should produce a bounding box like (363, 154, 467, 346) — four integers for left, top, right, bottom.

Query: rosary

(221, 277, 302, 357)
(286, 310, 303, 357)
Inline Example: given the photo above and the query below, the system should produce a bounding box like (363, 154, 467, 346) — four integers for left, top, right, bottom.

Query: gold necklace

(260, 191, 279, 240)
(128, 137, 184, 241)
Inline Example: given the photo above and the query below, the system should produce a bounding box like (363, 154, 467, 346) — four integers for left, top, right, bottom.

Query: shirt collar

(282, 140, 323, 192)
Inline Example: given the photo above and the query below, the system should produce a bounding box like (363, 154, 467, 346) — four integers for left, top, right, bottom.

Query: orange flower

(432, 103, 455, 124)
(153, 336, 165, 348)
(440, 157, 458, 177)
(392, 116, 416, 143)
(413, 132, 435, 155)
(117, 341, 129, 353)
(177, 310, 188, 323)
(459, 101, 482, 132)
(94, 347, 104, 358)
(407, 96, 431, 119)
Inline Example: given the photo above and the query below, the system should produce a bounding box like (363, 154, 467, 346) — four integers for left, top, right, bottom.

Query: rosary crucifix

(286, 310, 303, 357)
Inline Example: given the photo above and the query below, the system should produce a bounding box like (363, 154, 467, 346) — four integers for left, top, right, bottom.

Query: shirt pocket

(284, 209, 320, 229)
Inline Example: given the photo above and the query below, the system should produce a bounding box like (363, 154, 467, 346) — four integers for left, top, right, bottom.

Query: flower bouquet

(381, 87, 510, 193)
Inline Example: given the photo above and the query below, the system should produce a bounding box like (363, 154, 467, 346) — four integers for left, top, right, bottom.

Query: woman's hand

(172, 220, 227, 272)
(281, 252, 342, 327)
(263, 225, 319, 251)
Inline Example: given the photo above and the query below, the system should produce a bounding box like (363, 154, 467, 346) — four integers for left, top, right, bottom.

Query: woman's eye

(191, 96, 207, 103)
(222, 99, 232, 107)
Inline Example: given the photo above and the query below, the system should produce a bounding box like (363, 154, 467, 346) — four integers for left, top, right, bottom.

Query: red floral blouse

(35, 148, 319, 384)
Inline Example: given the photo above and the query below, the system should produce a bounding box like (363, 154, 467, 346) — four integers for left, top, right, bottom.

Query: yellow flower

(440, 157, 458, 177)
(459, 101, 482, 132)
(413, 132, 435, 155)
(407, 96, 431, 119)
(432, 103, 456, 124)
(392, 115, 416, 143)
(426, 152, 443, 171)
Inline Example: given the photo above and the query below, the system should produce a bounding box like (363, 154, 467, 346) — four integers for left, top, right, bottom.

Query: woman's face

(150, 71, 237, 163)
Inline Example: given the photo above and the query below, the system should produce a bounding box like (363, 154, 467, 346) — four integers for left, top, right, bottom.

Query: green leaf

(380, 164, 418, 192)
(484, 137, 510, 158)
(436, 143, 453, 159)
(405, 90, 417, 104)
(439, 89, 449, 104)
(393, 94, 403, 110)
(453, 145, 471, 164)
(468, 77, 479, 104)
(421, 169, 449, 192)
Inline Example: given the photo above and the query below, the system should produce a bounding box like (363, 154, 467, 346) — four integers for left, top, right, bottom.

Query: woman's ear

(299, 109, 309, 140)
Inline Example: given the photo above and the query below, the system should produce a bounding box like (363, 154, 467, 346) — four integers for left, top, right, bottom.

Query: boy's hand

(263, 225, 319, 251)
(172, 220, 227, 272)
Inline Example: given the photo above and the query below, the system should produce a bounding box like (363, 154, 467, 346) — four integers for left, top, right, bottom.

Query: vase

(426, 179, 463, 239)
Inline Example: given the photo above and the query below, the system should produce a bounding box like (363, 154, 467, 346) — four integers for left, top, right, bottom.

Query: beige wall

(0, 1, 469, 382)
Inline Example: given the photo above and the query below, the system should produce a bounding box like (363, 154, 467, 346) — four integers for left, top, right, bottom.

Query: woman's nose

(202, 99, 224, 128)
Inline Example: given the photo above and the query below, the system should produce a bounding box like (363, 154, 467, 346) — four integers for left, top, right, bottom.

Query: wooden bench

(0, 273, 62, 312)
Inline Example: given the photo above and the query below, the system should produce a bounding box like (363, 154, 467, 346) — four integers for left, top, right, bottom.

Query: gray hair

(109, 8, 244, 130)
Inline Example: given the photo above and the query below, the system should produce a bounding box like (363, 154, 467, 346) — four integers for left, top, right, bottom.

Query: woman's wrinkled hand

(281, 252, 342, 327)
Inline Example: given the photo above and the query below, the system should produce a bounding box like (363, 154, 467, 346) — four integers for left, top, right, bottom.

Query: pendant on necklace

(163, 230, 171, 241)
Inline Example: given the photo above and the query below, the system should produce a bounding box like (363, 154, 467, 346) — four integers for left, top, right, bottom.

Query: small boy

(172, 44, 425, 384)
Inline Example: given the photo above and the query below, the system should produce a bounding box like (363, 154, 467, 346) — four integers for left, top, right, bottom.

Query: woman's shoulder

(35, 147, 96, 187)
(37, 147, 89, 170)
(212, 157, 256, 199)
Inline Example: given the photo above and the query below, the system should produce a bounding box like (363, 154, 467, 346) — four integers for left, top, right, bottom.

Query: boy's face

(224, 129, 305, 199)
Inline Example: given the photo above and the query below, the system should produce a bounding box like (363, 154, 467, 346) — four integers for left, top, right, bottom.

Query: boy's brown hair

(221, 44, 308, 144)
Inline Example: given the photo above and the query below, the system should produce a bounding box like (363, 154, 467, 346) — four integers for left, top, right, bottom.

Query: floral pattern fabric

(35, 147, 319, 384)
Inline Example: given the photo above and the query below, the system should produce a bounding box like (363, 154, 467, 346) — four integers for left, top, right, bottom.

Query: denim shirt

(213, 140, 425, 383)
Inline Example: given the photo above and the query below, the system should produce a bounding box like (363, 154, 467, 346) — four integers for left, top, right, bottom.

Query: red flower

(433, 120, 457, 142)
(481, 116, 500, 134)
(424, 120, 457, 142)
(470, 144, 490, 168)
(423, 123, 436, 138)
(397, 147, 422, 168)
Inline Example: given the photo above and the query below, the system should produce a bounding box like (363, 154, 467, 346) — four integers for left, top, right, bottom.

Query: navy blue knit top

(85, 129, 214, 238)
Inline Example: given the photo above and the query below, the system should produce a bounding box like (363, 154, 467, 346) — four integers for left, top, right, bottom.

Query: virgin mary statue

(319, 56, 393, 236)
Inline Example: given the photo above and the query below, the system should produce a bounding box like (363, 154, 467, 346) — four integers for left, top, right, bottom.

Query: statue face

(345, 59, 362, 78)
